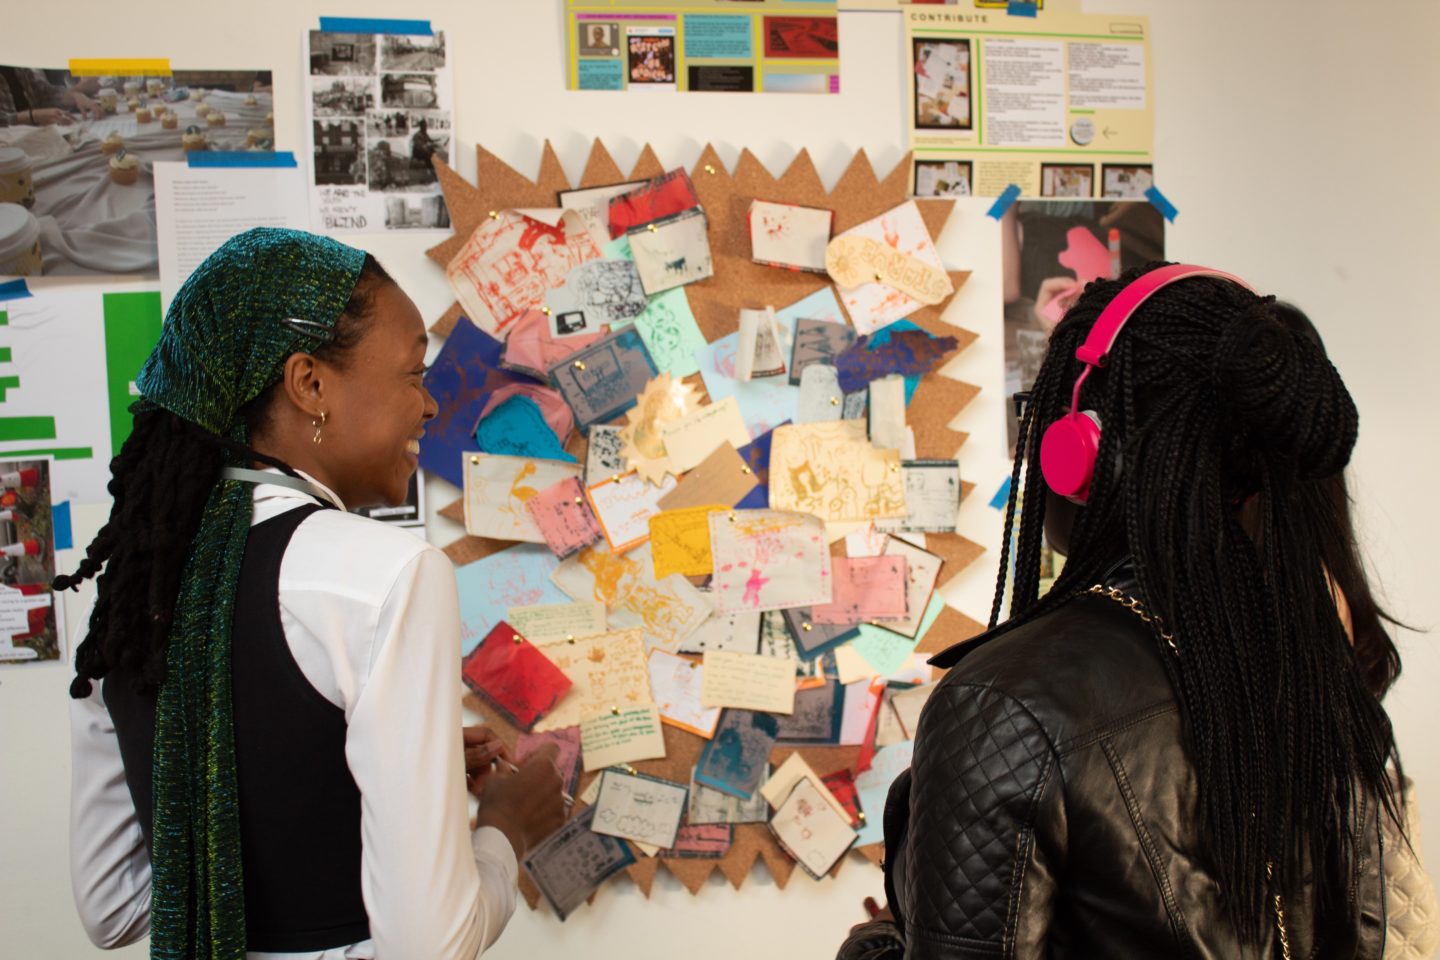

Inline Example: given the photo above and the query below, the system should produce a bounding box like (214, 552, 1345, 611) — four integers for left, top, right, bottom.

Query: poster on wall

(904, 7, 1153, 198)
(0, 458, 63, 665)
(565, 0, 839, 94)
(0, 64, 275, 277)
(304, 26, 454, 232)
(0, 285, 162, 504)
(1001, 199, 1163, 454)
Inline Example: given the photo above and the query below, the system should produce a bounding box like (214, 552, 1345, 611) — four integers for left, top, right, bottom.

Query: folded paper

(532, 627, 653, 732)
(657, 442, 758, 513)
(551, 544, 711, 653)
(831, 200, 947, 335)
(544, 258, 649, 333)
(607, 168, 700, 238)
(876, 460, 962, 534)
(735, 306, 787, 381)
(749, 200, 832, 273)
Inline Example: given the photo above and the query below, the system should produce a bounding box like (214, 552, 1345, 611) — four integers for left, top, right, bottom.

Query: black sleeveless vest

(105, 504, 371, 953)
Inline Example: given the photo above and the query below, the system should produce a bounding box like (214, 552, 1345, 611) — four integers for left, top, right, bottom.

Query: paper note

(648, 649, 721, 737)
(867, 375, 908, 452)
(618, 373, 703, 485)
(851, 594, 945, 677)
(780, 607, 859, 659)
(559, 180, 647, 249)
(875, 682, 915, 749)
(771, 778, 858, 878)
(516, 726, 583, 797)
(866, 538, 942, 639)
(735, 422, 786, 510)
(506, 603, 607, 645)
(586, 471, 678, 553)
(527, 476, 604, 558)
(631, 286, 706, 378)
(812, 556, 909, 625)
(447, 209, 601, 338)
(419, 317, 506, 487)
(790, 317, 856, 386)
(592, 770, 690, 848)
(531, 628, 652, 732)
(700, 650, 797, 714)
(840, 678, 887, 747)
(456, 544, 572, 655)
(522, 806, 636, 920)
(768, 421, 907, 523)
(821, 769, 862, 828)
(845, 525, 891, 558)
(657, 442, 757, 513)
(677, 593, 761, 655)
(832, 200, 947, 335)
(502, 308, 607, 381)
(796, 364, 845, 424)
(648, 505, 722, 579)
(552, 544, 711, 653)
(876, 460, 961, 534)
(460, 622, 574, 731)
(735, 307, 788, 381)
(836, 326, 957, 395)
(694, 710, 779, 799)
(476, 393, 576, 463)
(890, 681, 936, 738)
(607, 169, 700, 237)
(697, 333, 799, 439)
(544, 258, 649, 333)
(688, 767, 771, 825)
(761, 752, 852, 823)
(660, 823, 733, 859)
(580, 705, 666, 771)
(775, 680, 844, 745)
(749, 200, 832, 273)
(855, 741, 915, 847)
(826, 233, 953, 304)
(660, 397, 752, 474)
(708, 509, 833, 613)
(759, 610, 806, 667)
(629, 208, 714, 295)
(548, 326, 658, 432)
(584, 424, 629, 486)
(463, 455, 582, 543)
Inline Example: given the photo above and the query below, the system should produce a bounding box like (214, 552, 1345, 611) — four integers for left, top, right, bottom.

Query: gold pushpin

(890, 464, 899, 473)
(610, 474, 621, 484)
(574, 496, 583, 504)
(689, 660, 699, 669)
(610, 706, 621, 716)
(728, 512, 737, 522)
(487, 210, 498, 219)
(647, 223, 657, 232)
(857, 811, 867, 822)
(470, 455, 480, 464)
(741, 465, 752, 475)
(566, 634, 576, 643)
(574, 360, 587, 370)
(705, 164, 716, 174)
(512, 634, 522, 644)
(542, 307, 552, 315)
(802, 622, 813, 632)
(830, 397, 840, 406)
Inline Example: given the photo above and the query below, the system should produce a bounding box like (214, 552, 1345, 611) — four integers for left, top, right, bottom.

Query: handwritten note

(522, 805, 636, 920)
(708, 509, 833, 613)
(527, 476, 604, 557)
(648, 649, 721, 737)
(679, 589, 761, 655)
(464, 455, 583, 543)
(648, 505, 722, 579)
(579, 705, 666, 771)
(768, 421, 907, 524)
(760, 752, 852, 822)
(532, 628, 653, 732)
(631, 286, 707, 378)
(591, 770, 689, 848)
(507, 601, 608, 643)
(660, 397, 752, 473)
(769, 777, 857, 879)
(811, 556, 909, 625)
(586, 471, 678, 553)
(700, 650, 797, 715)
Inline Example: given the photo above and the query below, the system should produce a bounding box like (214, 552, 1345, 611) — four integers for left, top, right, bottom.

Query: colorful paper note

(629, 208, 713, 295)
(688, 767, 771, 825)
(507, 601, 608, 643)
(700, 649, 797, 714)
(592, 769, 690, 848)
(734, 422, 787, 510)
(826, 233, 954, 304)
(831, 200, 947, 335)
(527, 476, 604, 557)
(660, 397, 752, 474)
(631, 287, 706, 378)
(551, 544, 711, 653)
(558, 180, 647, 249)
(548, 326, 658, 432)
(749, 200, 833, 273)
(648, 505, 722, 579)
(476, 393, 576, 463)
(789, 317, 856, 386)
(580, 706, 667, 771)
(544, 258, 649, 333)
(502, 308, 608, 381)
(835, 326, 957, 395)
(523, 806, 636, 921)
(694, 710, 779, 799)
(775, 680, 844, 745)
(419, 317, 509, 487)
(866, 538, 943, 639)
(460, 622, 574, 731)
(735, 306, 787, 381)
(586, 471, 678, 553)
(456, 544, 572, 655)
(850, 593, 945, 677)
(660, 823, 733, 859)
(761, 752, 852, 822)
(463, 454, 582, 543)
(607, 168, 700, 237)
(619, 373, 703, 485)
(876, 460, 961, 534)
(648, 649, 721, 737)
(707, 509, 833, 613)
(821, 769, 863, 828)
(584, 424, 629, 485)
(531, 628, 653, 732)
(516, 726, 583, 797)
(780, 606, 859, 660)
(768, 421, 907, 523)
(657, 442, 758, 513)
(811, 556, 909, 625)
(697, 333, 799, 438)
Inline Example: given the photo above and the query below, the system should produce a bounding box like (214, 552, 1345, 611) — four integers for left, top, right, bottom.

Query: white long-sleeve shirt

(69, 473, 517, 958)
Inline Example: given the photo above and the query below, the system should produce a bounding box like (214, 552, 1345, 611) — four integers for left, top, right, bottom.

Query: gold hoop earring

(312, 411, 327, 445)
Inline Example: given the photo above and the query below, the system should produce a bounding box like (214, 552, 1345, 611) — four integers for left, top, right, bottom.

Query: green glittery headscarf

(134, 228, 366, 960)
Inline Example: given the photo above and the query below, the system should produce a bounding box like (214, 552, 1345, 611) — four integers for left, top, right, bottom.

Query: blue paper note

(697, 334, 799, 438)
(695, 710, 780, 799)
(851, 594, 945, 677)
(318, 16, 432, 34)
(988, 476, 1013, 511)
(734, 420, 787, 510)
(836, 323, 956, 396)
(854, 741, 915, 846)
(51, 501, 73, 551)
(0, 279, 32, 302)
(476, 395, 575, 462)
(1144, 185, 1179, 223)
(455, 544, 571, 655)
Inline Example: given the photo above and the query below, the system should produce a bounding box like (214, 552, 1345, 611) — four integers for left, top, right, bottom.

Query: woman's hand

(26, 108, 75, 126)
(473, 743, 567, 860)
(69, 92, 105, 121)
(462, 725, 511, 796)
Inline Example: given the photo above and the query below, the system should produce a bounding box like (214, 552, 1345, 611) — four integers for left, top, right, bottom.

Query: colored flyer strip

(1145, 186, 1178, 222)
(68, 58, 171, 77)
(988, 476, 1013, 511)
(317, 17, 432, 35)
(187, 151, 299, 169)
(0, 279, 32, 302)
(1007, 1, 1039, 16)
(986, 184, 1022, 220)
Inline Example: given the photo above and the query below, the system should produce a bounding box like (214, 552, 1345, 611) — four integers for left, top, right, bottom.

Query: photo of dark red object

(762, 17, 839, 60)
(606, 168, 700, 239)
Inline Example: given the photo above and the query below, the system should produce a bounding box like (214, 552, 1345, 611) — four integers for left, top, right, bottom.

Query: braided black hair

(993, 264, 1400, 942)
(56, 254, 395, 699)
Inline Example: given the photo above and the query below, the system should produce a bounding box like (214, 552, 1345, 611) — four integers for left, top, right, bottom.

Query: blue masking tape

(988, 476, 1012, 511)
(987, 184, 1022, 219)
(52, 501, 73, 551)
(1007, 1, 1039, 16)
(187, 151, 298, 168)
(318, 17, 432, 35)
(1145, 185, 1178, 222)
(0, 279, 31, 302)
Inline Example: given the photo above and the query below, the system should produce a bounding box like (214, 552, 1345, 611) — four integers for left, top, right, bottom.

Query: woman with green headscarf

(62, 228, 566, 959)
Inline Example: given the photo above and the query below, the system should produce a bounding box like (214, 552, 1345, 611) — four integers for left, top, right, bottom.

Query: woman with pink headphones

(840, 264, 1409, 957)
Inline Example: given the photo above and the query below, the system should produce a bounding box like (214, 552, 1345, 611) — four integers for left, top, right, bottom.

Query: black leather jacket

(841, 568, 1386, 959)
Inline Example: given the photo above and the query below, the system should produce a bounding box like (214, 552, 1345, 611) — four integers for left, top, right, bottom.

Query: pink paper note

(526, 476, 603, 558)
(502, 309, 607, 380)
(811, 556, 909, 625)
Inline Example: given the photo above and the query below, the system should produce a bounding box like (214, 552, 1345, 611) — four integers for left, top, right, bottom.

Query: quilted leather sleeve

(895, 681, 1066, 959)
(1385, 777, 1440, 960)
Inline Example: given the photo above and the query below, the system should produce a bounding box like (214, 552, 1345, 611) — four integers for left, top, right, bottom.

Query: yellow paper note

(580, 706, 667, 772)
(760, 752, 853, 822)
(834, 644, 878, 685)
(533, 629, 653, 732)
(699, 649, 796, 714)
(506, 602, 608, 643)
(649, 505, 724, 579)
(768, 421, 907, 523)
(826, 234, 954, 303)
(660, 396, 751, 473)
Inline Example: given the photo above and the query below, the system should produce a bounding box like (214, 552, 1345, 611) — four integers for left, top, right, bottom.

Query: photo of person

(380, 73, 439, 109)
(913, 39, 971, 130)
(381, 32, 446, 71)
(309, 33, 378, 75)
(914, 160, 972, 198)
(0, 64, 275, 277)
(0, 460, 60, 664)
(1040, 164, 1094, 198)
(313, 118, 365, 185)
(1000, 200, 1165, 454)
(367, 113, 448, 193)
(1102, 163, 1154, 199)
(628, 33, 676, 85)
(384, 194, 450, 230)
(579, 22, 620, 56)
(312, 77, 375, 118)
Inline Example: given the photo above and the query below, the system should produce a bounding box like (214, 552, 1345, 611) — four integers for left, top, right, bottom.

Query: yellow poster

(905, 6, 1153, 199)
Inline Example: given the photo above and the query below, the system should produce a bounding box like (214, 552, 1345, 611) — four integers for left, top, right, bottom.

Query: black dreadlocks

(993, 264, 1400, 942)
(56, 254, 395, 699)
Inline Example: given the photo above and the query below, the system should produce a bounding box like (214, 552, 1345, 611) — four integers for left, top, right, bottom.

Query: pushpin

(574, 496, 583, 504)
(542, 306, 552, 315)
(830, 397, 840, 406)
(574, 360, 587, 370)
(647, 223, 657, 232)
(802, 622, 813, 632)
(704, 164, 716, 175)
(741, 465, 752, 475)
(488, 210, 499, 219)
(512, 634, 522, 644)
(610, 706, 621, 716)
(470, 455, 481, 464)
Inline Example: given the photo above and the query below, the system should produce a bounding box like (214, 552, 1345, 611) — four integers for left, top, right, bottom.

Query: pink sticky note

(811, 556, 909, 625)
(526, 476, 603, 558)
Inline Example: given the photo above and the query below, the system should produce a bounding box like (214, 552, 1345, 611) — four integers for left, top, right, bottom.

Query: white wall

(3, 1, 1438, 956)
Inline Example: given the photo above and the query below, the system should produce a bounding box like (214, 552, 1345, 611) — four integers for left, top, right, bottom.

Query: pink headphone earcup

(1040, 411, 1102, 503)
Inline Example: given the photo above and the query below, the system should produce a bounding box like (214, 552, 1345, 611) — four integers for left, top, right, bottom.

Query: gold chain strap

(1266, 863, 1293, 960)
(1086, 584, 1178, 654)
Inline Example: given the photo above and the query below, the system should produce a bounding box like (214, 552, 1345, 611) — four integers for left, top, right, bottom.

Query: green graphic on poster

(103, 292, 163, 457)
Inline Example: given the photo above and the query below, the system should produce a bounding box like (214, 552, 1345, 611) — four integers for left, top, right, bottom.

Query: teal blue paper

(851, 593, 945, 677)
(476, 395, 576, 462)
(632, 287, 706, 377)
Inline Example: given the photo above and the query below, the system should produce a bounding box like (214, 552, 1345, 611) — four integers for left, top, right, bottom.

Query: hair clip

(280, 317, 334, 342)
